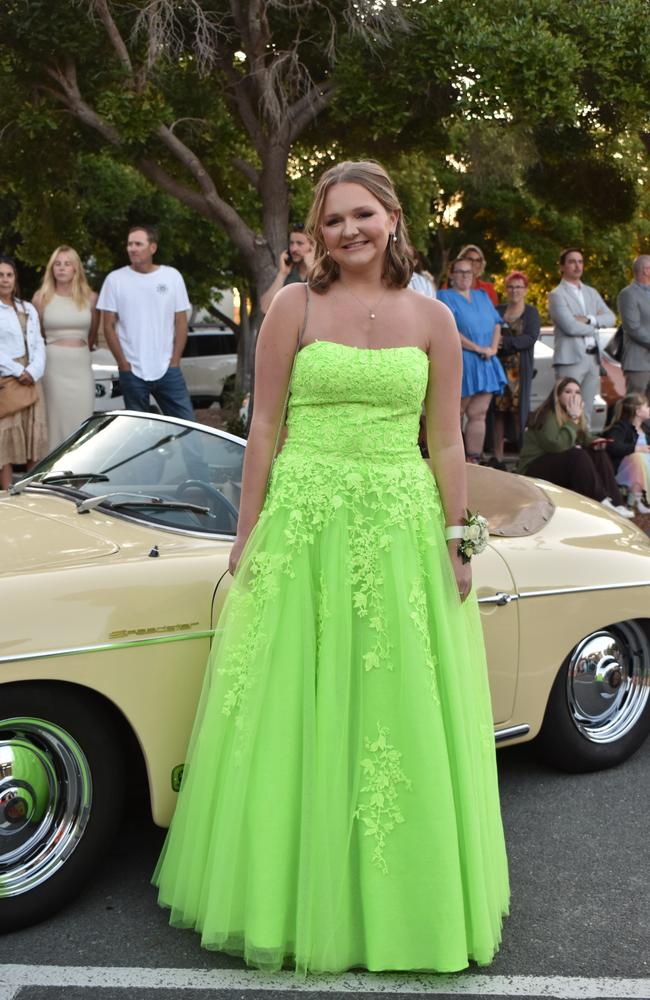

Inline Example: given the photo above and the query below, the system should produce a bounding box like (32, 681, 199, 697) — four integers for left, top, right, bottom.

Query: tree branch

(288, 78, 337, 143)
(232, 156, 261, 190)
(204, 304, 241, 335)
(91, 0, 133, 80)
(44, 60, 122, 144)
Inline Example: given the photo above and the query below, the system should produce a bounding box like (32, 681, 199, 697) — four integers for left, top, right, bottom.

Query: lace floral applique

(316, 570, 330, 653)
(217, 344, 444, 725)
(408, 581, 440, 704)
(219, 551, 290, 730)
(355, 723, 411, 874)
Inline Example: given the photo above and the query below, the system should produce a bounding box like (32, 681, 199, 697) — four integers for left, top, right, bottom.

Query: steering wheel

(175, 480, 239, 527)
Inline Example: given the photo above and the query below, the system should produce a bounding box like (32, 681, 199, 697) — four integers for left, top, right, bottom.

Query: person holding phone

(518, 378, 633, 517)
(260, 223, 315, 314)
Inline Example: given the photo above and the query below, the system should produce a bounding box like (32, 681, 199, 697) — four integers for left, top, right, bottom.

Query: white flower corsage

(445, 510, 489, 564)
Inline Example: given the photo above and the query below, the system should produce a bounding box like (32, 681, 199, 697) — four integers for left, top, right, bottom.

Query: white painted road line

(0, 967, 649, 998)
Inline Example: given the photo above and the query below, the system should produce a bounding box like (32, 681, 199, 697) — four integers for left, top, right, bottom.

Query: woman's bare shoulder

(258, 281, 309, 349)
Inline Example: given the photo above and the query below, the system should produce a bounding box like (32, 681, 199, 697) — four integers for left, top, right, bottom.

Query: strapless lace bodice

(285, 340, 429, 459)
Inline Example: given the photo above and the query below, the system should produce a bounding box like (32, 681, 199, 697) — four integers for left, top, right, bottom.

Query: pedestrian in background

(518, 378, 633, 518)
(409, 250, 437, 298)
(260, 223, 315, 314)
(548, 248, 615, 424)
(606, 393, 650, 514)
(0, 256, 47, 490)
(493, 270, 540, 461)
(617, 255, 650, 398)
(457, 244, 499, 305)
(437, 257, 506, 462)
(33, 246, 99, 450)
(97, 225, 194, 419)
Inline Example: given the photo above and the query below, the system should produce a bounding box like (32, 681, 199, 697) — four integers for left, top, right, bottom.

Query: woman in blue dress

(437, 258, 506, 461)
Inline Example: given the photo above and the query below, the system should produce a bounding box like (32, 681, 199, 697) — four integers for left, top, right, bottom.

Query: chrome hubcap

(0, 718, 92, 898)
(566, 624, 650, 744)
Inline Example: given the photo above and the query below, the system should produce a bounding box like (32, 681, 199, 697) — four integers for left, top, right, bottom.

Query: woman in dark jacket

(494, 271, 540, 460)
(606, 392, 650, 513)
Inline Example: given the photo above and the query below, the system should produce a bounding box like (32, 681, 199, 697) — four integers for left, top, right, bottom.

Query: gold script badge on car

(109, 622, 200, 640)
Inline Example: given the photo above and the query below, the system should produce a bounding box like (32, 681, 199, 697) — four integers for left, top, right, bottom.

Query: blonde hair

(37, 246, 93, 309)
(306, 160, 414, 293)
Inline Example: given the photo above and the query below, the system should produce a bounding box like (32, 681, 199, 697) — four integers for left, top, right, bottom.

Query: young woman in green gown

(153, 160, 509, 973)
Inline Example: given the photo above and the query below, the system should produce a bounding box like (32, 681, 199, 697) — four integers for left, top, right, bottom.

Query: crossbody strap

(15, 305, 29, 355)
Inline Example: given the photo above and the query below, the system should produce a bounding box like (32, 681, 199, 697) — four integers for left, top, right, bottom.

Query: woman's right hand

(228, 532, 249, 575)
(565, 396, 583, 420)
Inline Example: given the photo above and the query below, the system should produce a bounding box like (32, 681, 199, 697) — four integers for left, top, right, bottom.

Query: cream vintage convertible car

(1, 411, 649, 932)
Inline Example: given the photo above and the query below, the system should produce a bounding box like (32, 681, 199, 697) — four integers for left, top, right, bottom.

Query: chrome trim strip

(518, 580, 650, 599)
(0, 629, 215, 666)
(494, 724, 530, 742)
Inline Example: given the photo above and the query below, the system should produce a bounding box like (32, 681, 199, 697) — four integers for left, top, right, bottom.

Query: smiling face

(450, 260, 474, 294)
(52, 253, 77, 287)
(320, 182, 396, 276)
(462, 250, 483, 279)
(0, 262, 16, 302)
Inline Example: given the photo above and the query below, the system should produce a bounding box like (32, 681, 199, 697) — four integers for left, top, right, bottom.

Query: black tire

(536, 621, 650, 772)
(0, 684, 125, 932)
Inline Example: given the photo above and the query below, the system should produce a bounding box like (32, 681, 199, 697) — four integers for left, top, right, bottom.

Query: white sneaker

(600, 497, 635, 519)
(630, 493, 650, 514)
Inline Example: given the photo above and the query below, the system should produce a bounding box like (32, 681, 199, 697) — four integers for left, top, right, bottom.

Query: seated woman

(517, 378, 634, 518)
(606, 393, 650, 514)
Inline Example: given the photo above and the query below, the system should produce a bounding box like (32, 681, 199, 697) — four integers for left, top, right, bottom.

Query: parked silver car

(92, 326, 237, 412)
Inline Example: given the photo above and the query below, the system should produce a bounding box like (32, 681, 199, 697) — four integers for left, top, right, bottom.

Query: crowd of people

(0, 226, 194, 490)
(2, 219, 649, 518)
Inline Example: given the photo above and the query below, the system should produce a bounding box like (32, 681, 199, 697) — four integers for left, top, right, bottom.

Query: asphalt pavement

(2, 737, 649, 999)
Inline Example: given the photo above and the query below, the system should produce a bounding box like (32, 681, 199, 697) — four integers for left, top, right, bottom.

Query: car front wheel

(537, 621, 650, 772)
(0, 684, 124, 932)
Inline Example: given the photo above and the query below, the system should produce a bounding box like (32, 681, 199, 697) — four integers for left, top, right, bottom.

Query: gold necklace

(340, 282, 388, 320)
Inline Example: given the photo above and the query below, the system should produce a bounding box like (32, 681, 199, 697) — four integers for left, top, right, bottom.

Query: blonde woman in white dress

(33, 246, 99, 450)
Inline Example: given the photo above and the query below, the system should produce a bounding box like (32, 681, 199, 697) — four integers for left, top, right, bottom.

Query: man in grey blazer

(617, 255, 650, 397)
(548, 248, 615, 422)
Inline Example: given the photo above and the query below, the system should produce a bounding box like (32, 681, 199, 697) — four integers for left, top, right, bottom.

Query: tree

(1, 0, 412, 389)
(4, 0, 650, 365)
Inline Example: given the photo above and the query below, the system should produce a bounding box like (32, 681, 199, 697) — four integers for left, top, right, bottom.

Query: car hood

(0, 494, 119, 574)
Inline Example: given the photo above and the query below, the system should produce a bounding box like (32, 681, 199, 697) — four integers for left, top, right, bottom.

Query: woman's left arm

(424, 300, 472, 602)
(24, 305, 45, 382)
(88, 292, 100, 350)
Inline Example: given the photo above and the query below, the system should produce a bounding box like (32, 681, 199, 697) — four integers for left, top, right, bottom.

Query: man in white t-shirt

(97, 225, 194, 419)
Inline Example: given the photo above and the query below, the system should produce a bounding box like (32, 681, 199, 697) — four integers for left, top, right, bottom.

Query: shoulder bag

(0, 308, 39, 419)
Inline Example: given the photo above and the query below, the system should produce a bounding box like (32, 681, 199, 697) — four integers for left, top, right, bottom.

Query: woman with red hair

(494, 270, 540, 461)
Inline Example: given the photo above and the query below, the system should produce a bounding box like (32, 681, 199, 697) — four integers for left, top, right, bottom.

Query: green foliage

(3, 0, 650, 318)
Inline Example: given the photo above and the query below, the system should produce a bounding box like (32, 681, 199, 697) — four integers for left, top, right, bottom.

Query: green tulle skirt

(153, 446, 509, 973)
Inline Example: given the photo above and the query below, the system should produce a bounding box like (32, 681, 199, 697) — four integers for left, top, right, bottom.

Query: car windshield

(27, 413, 244, 535)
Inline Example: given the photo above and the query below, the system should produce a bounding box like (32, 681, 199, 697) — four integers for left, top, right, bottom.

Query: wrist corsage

(445, 510, 489, 564)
